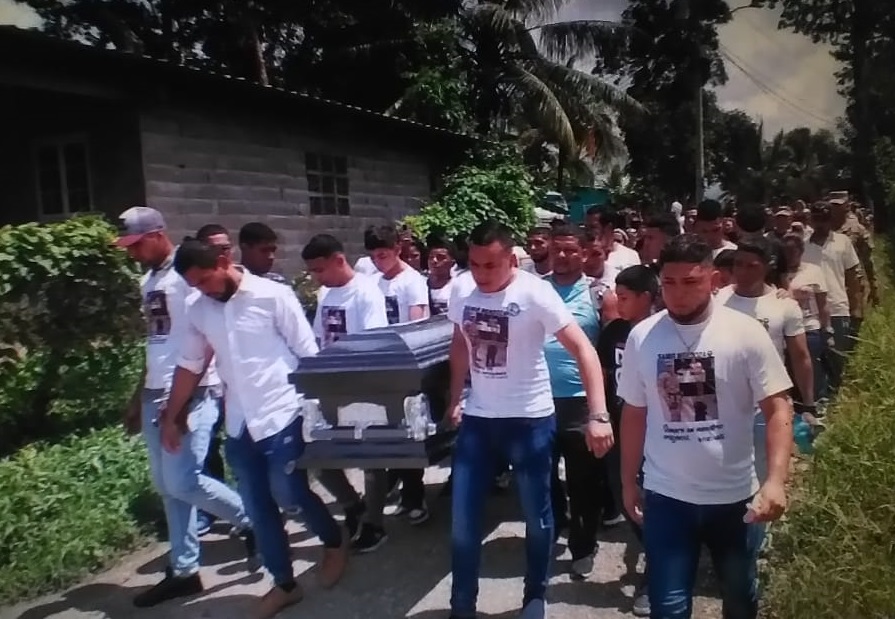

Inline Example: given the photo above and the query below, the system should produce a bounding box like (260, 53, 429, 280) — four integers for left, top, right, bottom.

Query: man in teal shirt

(544, 225, 610, 579)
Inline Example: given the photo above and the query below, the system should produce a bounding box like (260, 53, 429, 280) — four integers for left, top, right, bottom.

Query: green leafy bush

(762, 240, 895, 618)
(0, 216, 144, 455)
(404, 144, 537, 240)
(0, 426, 156, 601)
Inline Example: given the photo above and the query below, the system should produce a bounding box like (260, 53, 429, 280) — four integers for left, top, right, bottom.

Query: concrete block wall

(139, 106, 433, 277)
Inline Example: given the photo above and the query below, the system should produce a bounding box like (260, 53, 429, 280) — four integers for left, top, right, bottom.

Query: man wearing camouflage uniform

(829, 194, 879, 321)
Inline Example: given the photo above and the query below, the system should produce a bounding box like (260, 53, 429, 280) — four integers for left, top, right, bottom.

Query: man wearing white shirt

(354, 225, 379, 276)
(694, 199, 738, 259)
(160, 239, 348, 619)
(803, 201, 863, 393)
(426, 235, 457, 315)
(521, 226, 553, 277)
(117, 209, 254, 609)
(586, 208, 640, 272)
(368, 225, 432, 535)
(618, 235, 793, 619)
(716, 237, 814, 483)
(302, 234, 395, 554)
(447, 221, 613, 619)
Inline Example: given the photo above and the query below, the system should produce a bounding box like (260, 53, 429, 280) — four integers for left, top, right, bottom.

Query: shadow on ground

(9, 476, 723, 619)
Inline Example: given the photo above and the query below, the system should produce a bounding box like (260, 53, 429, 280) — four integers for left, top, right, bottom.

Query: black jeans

(398, 468, 426, 509)
(551, 397, 606, 560)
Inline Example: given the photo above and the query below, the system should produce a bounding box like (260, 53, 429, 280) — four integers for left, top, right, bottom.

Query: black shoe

(239, 528, 262, 573)
(344, 500, 366, 541)
(351, 523, 388, 554)
(133, 572, 203, 608)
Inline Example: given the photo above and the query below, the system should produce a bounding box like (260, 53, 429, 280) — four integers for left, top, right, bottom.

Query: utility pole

(696, 83, 705, 203)
(677, 0, 705, 203)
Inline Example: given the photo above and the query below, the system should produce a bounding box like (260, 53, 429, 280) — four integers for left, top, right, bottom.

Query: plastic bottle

(793, 413, 814, 455)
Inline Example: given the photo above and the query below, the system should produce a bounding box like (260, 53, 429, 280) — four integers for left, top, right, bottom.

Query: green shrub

(762, 240, 895, 618)
(0, 216, 144, 454)
(404, 143, 537, 240)
(0, 426, 156, 601)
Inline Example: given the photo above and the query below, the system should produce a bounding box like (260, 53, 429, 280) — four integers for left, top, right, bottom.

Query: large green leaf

(505, 65, 576, 155)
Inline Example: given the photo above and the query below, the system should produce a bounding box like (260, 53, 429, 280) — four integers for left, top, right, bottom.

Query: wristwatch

(588, 412, 611, 423)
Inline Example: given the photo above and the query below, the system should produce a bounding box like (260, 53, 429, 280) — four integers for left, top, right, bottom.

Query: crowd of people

(114, 189, 875, 619)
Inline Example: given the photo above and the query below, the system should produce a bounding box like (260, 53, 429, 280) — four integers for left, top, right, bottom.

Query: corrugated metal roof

(0, 25, 477, 142)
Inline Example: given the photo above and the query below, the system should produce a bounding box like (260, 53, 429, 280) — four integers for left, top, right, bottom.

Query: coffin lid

(296, 314, 453, 373)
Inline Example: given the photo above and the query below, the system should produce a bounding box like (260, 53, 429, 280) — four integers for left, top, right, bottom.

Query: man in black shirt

(597, 265, 659, 618)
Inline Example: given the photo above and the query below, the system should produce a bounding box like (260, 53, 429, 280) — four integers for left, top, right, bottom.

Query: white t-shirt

(428, 279, 454, 316)
(314, 274, 389, 347)
(716, 287, 804, 359)
(711, 239, 738, 259)
(802, 232, 860, 317)
(616, 304, 792, 505)
(448, 270, 573, 419)
(606, 243, 640, 271)
(520, 260, 551, 278)
(378, 266, 429, 324)
(141, 258, 219, 390)
(788, 263, 828, 331)
(353, 255, 378, 276)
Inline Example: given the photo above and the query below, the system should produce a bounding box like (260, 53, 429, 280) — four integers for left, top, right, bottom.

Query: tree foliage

(762, 0, 895, 217)
(403, 144, 537, 240)
(0, 216, 144, 455)
(610, 0, 735, 203)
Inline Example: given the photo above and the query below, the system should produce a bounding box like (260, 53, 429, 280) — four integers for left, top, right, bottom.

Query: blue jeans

(643, 490, 761, 619)
(450, 414, 556, 617)
(141, 388, 250, 577)
(804, 329, 828, 402)
(225, 415, 342, 586)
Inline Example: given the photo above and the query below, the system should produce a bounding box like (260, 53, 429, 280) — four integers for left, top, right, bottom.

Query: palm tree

(387, 0, 643, 188)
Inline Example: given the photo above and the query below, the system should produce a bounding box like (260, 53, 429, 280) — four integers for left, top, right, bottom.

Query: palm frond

(505, 65, 576, 156)
(500, 0, 569, 23)
(536, 20, 629, 61)
(464, 3, 539, 57)
(532, 59, 645, 115)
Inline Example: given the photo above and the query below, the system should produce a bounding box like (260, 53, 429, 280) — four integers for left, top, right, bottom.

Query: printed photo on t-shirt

(430, 295, 449, 316)
(656, 353, 718, 422)
(145, 290, 171, 341)
(462, 306, 510, 377)
(385, 296, 399, 325)
(322, 306, 347, 347)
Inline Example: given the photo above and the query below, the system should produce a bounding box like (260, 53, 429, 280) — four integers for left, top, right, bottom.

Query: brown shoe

(317, 530, 349, 589)
(252, 583, 304, 619)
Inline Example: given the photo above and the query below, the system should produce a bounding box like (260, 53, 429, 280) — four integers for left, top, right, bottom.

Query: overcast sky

(1, 0, 844, 137)
(557, 0, 844, 136)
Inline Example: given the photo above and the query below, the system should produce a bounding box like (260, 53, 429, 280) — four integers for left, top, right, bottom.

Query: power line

(719, 44, 838, 128)
(720, 43, 838, 125)
(721, 19, 838, 116)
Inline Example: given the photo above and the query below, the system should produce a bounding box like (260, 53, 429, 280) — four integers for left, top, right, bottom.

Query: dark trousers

(644, 490, 761, 619)
(551, 397, 606, 560)
(398, 468, 426, 509)
(385, 468, 426, 509)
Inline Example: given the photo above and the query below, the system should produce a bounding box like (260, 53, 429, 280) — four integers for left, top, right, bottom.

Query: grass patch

(762, 239, 895, 617)
(0, 426, 159, 602)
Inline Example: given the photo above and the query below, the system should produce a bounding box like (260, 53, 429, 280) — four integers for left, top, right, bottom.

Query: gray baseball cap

(115, 206, 166, 247)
